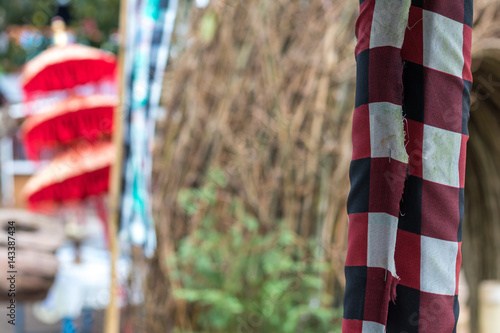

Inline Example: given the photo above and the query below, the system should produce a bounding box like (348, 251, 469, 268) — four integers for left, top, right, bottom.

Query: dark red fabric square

(355, 0, 375, 57)
(462, 25, 472, 81)
(352, 105, 371, 160)
(401, 6, 423, 65)
(369, 158, 407, 217)
(345, 213, 368, 267)
(421, 180, 460, 241)
(395, 230, 421, 290)
(459, 135, 468, 188)
(424, 68, 464, 133)
(369, 46, 404, 105)
(423, 0, 465, 25)
(342, 319, 363, 333)
(418, 292, 456, 332)
(406, 119, 424, 178)
(363, 267, 392, 324)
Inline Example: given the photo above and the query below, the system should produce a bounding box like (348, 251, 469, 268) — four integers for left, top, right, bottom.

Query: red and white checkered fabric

(343, 0, 472, 332)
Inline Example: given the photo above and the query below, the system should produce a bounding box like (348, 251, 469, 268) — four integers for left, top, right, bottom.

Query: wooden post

(479, 280, 500, 333)
(104, 0, 127, 332)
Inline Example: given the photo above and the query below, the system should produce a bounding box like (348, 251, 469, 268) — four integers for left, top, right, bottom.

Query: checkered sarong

(119, 0, 178, 257)
(343, 0, 472, 332)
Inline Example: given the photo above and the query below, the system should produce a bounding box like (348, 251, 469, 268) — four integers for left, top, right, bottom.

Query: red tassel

(27, 166, 110, 210)
(22, 95, 116, 160)
(23, 59, 116, 98)
(23, 108, 113, 160)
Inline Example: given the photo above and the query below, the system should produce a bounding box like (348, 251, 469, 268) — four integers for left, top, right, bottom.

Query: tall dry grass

(142, 0, 500, 331)
(146, 0, 358, 330)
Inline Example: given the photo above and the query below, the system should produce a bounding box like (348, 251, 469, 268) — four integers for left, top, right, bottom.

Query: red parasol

(21, 44, 116, 101)
(22, 141, 115, 211)
(21, 95, 116, 160)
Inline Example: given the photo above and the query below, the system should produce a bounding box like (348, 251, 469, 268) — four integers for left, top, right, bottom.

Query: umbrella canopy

(22, 141, 115, 211)
(22, 95, 116, 160)
(21, 44, 116, 101)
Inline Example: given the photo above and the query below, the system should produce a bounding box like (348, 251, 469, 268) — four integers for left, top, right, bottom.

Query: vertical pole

(479, 280, 500, 333)
(104, 0, 127, 332)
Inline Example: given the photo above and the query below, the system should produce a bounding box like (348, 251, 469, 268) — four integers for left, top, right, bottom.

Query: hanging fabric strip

(119, 0, 179, 257)
(343, 0, 472, 332)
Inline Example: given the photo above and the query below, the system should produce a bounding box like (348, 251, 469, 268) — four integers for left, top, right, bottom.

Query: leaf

(173, 289, 201, 302)
(242, 216, 259, 231)
(278, 229, 295, 246)
(198, 186, 216, 204)
(178, 189, 199, 214)
(207, 168, 228, 187)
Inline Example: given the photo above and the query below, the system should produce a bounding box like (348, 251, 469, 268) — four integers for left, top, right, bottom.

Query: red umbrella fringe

(26, 166, 110, 211)
(23, 59, 116, 101)
(23, 106, 114, 160)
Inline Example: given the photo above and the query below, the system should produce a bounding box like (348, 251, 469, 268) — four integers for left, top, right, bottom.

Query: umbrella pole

(94, 196, 111, 249)
(104, 0, 127, 331)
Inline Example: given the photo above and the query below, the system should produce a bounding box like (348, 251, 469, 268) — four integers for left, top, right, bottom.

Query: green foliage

(171, 168, 342, 333)
(0, 0, 120, 72)
(199, 11, 217, 44)
(0, 0, 119, 32)
(0, 0, 55, 29)
(69, 0, 120, 47)
(0, 42, 28, 74)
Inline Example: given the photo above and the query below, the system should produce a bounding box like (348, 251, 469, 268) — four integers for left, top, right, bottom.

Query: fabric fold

(344, 0, 473, 332)
(344, 1, 411, 331)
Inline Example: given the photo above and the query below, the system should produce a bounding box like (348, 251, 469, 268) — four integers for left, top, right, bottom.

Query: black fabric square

(403, 61, 425, 123)
(464, 0, 473, 27)
(398, 175, 422, 235)
(411, 0, 423, 8)
(453, 295, 460, 332)
(387, 284, 420, 333)
(343, 266, 367, 320)
(355, 49, 370, 108)
(462, 79, 472, 135)
(347, 158, 371, 214)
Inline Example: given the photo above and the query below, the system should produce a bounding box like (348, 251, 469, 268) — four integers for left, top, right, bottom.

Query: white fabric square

(367, 213, 398, 275)
(369, 102, 409, 163)
(421, 236, 458, 296)
(370, 0, 411, 49)
(362, 321, 386, 333)
(423, 10, 464, 78)
(422, 124, 461, 187)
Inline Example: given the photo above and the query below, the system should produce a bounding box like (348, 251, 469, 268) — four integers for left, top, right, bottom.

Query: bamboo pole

(104, 0, 128, 331)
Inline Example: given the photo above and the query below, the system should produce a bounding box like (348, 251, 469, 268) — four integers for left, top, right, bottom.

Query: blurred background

(0, 0, 499, 332)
